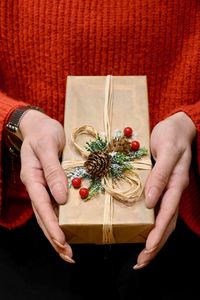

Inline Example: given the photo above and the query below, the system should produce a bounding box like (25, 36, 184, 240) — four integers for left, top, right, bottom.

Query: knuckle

(36, 136, 52, 151)
(20, 168, 28, 185)
(35, 128, 65, 153)
(165, 142, 183, 158)
(164, 141, 176, 152)
(45, 164, 62, 183)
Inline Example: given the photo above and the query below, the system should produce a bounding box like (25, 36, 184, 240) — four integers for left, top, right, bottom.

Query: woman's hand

(19, 109, 74, 263)
(134, 112, 196, 269)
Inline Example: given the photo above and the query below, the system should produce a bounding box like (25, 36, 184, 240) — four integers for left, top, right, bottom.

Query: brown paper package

(59, 76, 154, 244)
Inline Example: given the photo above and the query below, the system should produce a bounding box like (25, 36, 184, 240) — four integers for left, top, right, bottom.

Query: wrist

(169, 112, 196, 142)
(4, 105, 44, 154)
(19, 108, 47, 139)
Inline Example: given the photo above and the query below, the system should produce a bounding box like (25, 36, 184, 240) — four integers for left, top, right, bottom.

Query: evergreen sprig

(85, 135, 107, 152)
(109, 162, 132, 179)
(110, 152, 132, 165)
(109, 148, 148, 179)
(129, 147, 148, 159)
(84, 177, 103, 201)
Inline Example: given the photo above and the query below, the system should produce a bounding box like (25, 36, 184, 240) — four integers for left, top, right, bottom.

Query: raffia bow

(62, 75, 152, 244)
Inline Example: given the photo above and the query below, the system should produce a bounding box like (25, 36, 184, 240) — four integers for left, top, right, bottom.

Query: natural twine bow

(62, 75, 152, 244)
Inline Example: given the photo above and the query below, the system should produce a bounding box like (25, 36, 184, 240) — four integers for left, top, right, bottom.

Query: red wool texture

(0, 0, 199, 234)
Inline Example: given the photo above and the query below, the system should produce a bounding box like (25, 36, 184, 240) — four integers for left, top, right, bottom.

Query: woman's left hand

(134, 112, 196, 270)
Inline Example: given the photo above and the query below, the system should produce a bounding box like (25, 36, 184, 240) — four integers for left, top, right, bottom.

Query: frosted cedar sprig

(109, 153, 132, 178)
(67, 167, 91, 188)
(84, 177, 104, 201)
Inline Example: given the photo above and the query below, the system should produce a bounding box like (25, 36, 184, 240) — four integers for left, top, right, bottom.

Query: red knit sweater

(0, 1, 199, 235)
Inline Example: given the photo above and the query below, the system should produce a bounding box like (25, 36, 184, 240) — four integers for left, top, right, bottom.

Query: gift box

(59, 75, 154, 244)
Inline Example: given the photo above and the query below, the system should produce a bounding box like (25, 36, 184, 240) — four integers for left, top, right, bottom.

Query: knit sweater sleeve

(0, 91, 33, 229)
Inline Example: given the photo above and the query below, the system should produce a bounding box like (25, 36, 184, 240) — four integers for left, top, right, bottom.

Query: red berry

(131, 140, 140, 151)
(79, 187, 89, 199)
(123, 127, 133, 137)
(72, 177, 82, 188)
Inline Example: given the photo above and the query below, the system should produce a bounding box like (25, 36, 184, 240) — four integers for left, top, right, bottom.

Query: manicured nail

(133, 262, 148, 270)
(60, 253, 75, 264)
(53, 239, 67, 250)
(143, 246, 157, 254)
(53, 239, 72, 257)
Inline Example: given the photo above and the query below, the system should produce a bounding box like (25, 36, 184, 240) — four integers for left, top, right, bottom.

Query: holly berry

(131, 140, 140, 151)
(72, 177, 82, 188)
(79, 187, 89, 199)
(123, 127, 133, 138)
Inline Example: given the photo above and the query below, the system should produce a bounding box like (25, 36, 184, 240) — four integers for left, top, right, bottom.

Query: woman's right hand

(19, 109, 75, 263)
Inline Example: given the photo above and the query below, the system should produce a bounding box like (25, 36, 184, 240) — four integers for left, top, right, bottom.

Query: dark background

(0, 216, 199, 300)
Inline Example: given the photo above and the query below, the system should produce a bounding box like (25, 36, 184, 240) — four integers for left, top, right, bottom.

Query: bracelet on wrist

(4, 105, 44, 154)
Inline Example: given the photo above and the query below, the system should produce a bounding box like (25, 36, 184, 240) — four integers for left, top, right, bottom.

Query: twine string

(102, 75, 115, 243)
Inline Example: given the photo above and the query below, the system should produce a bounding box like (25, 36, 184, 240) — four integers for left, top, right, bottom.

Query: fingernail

(147, 186, 159, 202)
(52, 239, 67, 250)
(60, 253, 75, 264)
(133, 262, 148, 270)
(143, 246, 157, 254)
(53, 239, 73, 257)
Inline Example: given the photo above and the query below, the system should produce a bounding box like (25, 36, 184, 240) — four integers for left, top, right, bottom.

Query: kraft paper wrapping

(59, 76, 154, 244)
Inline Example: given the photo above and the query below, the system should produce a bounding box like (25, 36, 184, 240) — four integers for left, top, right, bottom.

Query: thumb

(145, 147, 179, 208)
(36, 138, 68, 205)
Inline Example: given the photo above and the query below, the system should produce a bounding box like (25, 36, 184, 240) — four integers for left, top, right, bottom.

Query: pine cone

(107, 136, 131, 153)
(84, 151, 110, 177)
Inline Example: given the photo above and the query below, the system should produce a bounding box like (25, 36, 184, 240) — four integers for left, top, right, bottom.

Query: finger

(144, 158, 189, 250)
(21, 143, 72, 255)
(32, 202, 72, 255)
(33, 137, 68, 205)
(26, 179, 71, 251)
(133, 210, 178, 269)
(145, 151, 190, 247)
(32, 204, 75, 263)
(148, 186, 181, 240)
(134, 151, 190, 269)
(145, 147, 180, 208)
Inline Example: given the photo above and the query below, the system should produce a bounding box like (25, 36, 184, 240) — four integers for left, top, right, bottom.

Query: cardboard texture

(59, 76, 154, 244)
